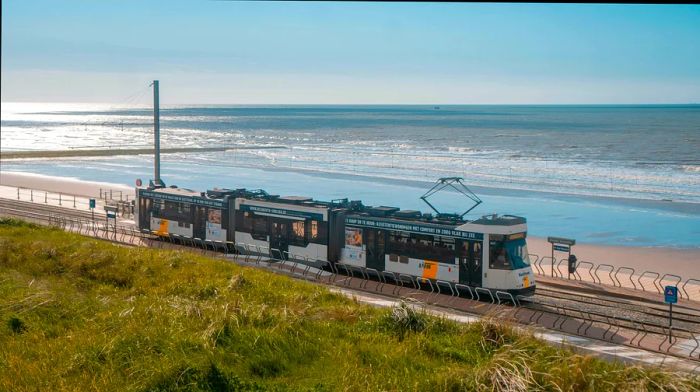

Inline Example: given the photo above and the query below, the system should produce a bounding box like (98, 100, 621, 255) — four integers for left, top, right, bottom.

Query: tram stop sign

(665, 286, 678, 304)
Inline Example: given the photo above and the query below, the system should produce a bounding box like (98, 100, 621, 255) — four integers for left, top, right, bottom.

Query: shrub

(7, 316, 27, 334)
(379, 300, 427, 341)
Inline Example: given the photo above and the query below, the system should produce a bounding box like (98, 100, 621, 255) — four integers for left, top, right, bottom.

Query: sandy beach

(0, 171, 134, 199)
(527, 237, 699, 279)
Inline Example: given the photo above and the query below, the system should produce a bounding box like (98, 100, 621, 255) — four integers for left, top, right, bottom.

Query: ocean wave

(4, 104, 700, 204)
(681, 165, 700, 173)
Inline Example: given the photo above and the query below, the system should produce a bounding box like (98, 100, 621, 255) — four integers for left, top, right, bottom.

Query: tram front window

(505, 238, 530, 269)
(489, 237, 530, 270)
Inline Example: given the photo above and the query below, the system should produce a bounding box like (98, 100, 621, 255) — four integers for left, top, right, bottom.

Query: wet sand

(0, 145, 285, 160)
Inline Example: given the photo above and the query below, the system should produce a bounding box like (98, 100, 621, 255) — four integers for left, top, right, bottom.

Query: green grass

(0, 218, 697, 391)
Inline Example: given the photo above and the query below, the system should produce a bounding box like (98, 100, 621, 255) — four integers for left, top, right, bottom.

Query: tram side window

(388, 232, 411, 258)
(154, 200, 191, 222)
(251, 215, 268, 241)
(308, 220, 328, 244)
(489, 237, 512, 270)
(236, 211, 253, 233)
(388, 232, 455, 264)
(473, 242, 482, 266)
(152, 200, 164, 216)
(308, 220, 318, 241)
(291, 221, 305, 246)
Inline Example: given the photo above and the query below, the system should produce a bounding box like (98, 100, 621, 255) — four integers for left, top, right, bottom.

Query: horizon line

(2, 101, 699, 106)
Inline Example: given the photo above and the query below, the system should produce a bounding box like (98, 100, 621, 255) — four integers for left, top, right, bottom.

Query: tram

(135, 180, 535, 295)
(340, 207, 534, 295)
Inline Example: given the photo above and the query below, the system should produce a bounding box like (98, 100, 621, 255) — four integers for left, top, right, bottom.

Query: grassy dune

(0, 219, 697, 391)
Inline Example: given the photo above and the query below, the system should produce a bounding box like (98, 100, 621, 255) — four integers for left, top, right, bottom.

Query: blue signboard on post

(553, 244, 570, 252)
(89, 199, 96, 209)
(664, 286, 678, 304)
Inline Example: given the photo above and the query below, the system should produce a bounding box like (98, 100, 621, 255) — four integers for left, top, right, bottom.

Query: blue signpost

(89, 198, 96, 222)
(664, 285, 678, 342)
(664, 286, 678, 304)
(104, 205, 118, 238)
(547, 237, 576, 278)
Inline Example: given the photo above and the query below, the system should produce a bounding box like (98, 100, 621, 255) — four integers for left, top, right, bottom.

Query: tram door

(193, 206, 206, 240)
(458, 240, 482, 286)
(365, 229, 386, 271)
(138, 197, 151, 230)
(270, 219, 289, 259)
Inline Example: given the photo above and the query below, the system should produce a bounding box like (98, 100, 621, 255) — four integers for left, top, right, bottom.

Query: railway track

(534, 287, 700, 330)
(0, 198, 108, 221)
(1, 197, 699, 365)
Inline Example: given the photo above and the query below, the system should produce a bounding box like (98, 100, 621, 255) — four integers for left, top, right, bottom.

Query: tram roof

(152, 187, 200, 197)
(348, 208, 526, 228)
(139, 185, 527, 227)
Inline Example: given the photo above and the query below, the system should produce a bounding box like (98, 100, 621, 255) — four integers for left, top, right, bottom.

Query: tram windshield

(505, 238, 530, 269)
(489, 236, 530, 270)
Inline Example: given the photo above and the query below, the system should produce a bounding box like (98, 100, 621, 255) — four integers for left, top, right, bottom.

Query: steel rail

(536, 287, 700, 325)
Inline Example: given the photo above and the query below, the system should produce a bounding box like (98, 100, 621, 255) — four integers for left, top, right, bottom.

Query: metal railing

(12, 186, 134, 218)
(531, 252, 700, 301)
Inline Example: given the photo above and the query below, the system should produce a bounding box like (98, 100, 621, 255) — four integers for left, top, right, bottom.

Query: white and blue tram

(136, 185, 535, 296)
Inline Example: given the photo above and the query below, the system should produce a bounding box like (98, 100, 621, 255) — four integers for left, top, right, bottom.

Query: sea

(2, 103, 700, 247)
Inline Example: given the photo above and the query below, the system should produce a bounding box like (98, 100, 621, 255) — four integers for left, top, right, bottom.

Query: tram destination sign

(346, 216, 483, 240)
(240, 204, 324, 221)
(139, 190, 225, 209)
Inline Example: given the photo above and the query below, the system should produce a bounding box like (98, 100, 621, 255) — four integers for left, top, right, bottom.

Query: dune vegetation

(0, 218, 697, 391)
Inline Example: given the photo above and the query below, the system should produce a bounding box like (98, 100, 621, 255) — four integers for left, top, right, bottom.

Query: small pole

(59, 193, 62, 206)
(30, 189, 33, 202)
(100, 189, 102, 199)
(17, 188, 20, 200)
(45, 192, 48, 203)
(120, 191, 123, 201)
(551, 246, 554, 277)
(152, 80, 161, 184)
(73, 195, 76, 208)
(669, 302, 673, 343)
(110, 190, 113, 200)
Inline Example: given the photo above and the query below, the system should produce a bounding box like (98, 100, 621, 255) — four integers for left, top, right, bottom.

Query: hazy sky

(2, 1, 699, 104)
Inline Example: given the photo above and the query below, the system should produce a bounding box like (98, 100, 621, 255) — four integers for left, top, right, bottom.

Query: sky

(2, 1, 699, 104)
